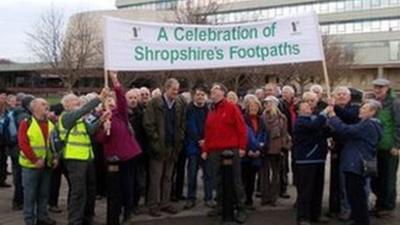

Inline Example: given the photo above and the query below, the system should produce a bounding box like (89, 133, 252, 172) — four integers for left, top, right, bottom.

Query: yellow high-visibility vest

(19, 118, 54, 168)
(59, 114, 93, 161)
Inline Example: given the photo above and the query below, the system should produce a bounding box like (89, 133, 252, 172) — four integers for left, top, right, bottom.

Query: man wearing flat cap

(371, 78, 400, 218)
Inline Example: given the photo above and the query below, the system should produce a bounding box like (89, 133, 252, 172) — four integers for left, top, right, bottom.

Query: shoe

(132, 206, 147, 215)
(204, 200, 217, 208)
(235, 209, 248, 224)
(0, 182, 11, 188)
(48, 206, 62, 213)
(279, 193, 290, 199)
(148, 207, 161, 217)
(338, 211, 351, 221)
(207, 208, 221, 217)
(37, 218, 56, 225)
(177, 196, 186, 201)
(12, 202, 23, 211)
(244, 205, 256, 211)
(183, 200, 196, 210)
(311, 216, 330, 223)
(260, 200, 271, 206)
(376, 210, 395, 218)
(160, 205, 178, 214)
(298, 221, 311, 225)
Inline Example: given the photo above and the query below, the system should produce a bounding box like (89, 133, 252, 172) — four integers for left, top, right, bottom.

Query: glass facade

(320, 18, 400, 34)
(119, 0, 249, 10)
(119, 0, 400, 36)
(207, 0, 400, 24)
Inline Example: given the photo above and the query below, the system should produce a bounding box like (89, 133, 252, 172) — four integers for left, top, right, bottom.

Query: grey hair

(310, 84, 323, 93)
(244, 94, 261, 111)
(139, 87, 150, 94)
(364, 99, 382, 115)
(164, 78, 180, 90)
(302, 91, 318, 100)
(29, 98, 46, 112)
(282, 85, 295, 95)
(333, 86, 351, 96)
(61, 93, 78, 108)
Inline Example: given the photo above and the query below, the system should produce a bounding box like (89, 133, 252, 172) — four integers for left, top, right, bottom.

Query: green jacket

(143, 95, 186, 160)
(377, 89, 400, 150)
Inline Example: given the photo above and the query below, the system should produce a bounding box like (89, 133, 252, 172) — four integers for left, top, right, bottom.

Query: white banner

(104, 12, 324, 71)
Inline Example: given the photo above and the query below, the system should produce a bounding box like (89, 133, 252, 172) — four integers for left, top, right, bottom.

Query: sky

(0, 0, 116, 63)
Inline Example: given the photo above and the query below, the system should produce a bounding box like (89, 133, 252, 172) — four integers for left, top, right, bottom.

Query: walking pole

(222, 150, 235, 223)
(104, 70, 111, 136)
(321, 59, 331, 98)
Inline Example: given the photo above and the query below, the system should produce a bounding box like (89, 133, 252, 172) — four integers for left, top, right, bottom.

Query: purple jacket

(97, 85, 142, 161)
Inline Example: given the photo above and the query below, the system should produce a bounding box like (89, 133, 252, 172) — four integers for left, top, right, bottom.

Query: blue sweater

(293, 114, 330, 164)
(242, 114, 268, 167)
(328, 117, 383, 176)
(184, 102, 208, 156)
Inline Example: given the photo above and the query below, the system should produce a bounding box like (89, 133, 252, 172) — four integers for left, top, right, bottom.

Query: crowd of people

(0, 72, 399, 225)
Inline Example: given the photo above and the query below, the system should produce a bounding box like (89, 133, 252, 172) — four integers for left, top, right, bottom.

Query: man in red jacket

(201, 83, 248, 223)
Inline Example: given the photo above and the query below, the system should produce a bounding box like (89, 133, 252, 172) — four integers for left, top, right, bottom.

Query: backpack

(49, 122, 72, 156)
(5, 110, 18, 146)
(0, 111, 10, 145)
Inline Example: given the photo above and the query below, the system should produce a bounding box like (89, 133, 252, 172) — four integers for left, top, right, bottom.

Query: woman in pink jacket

(97, 71, 142, 225)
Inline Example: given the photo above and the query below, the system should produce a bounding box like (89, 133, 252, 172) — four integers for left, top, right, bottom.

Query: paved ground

(1, 157, 399, 225)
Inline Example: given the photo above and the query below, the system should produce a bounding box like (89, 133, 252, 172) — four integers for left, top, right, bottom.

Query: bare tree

(174, 0, 218, 24)
(27, 7, 102, 91)
(60, 13, 102, 90)
(26, 6, 64, 69)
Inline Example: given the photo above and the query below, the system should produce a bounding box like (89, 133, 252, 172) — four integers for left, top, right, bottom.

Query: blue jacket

(333, 104, 360, 151)
(184, 102, 208, 156)
(242, 114, 268, 167)
(328, 116, 383, 176)
(293, 113, 330, 164)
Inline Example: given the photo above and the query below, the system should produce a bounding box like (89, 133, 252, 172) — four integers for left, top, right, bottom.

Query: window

(330, 24, 338, 34)
(381, 20, 389, 31)
(312, 3, 320, 13)
(353, 0, 362, 9)
(338, 23, 346, 33)
(269, 8, 276, 18)
(371, 0, 381, 7)
(389, 41, 400, 60)
(275, 7, 283, 16)
(389, 20, 399, 30)
(321, 25, 329, 34)
(297, 5, 305, 14)
(328, 2, 337, 13)
(304, 4, 313, 12)
(345, 23, 354, 33)
(261, 9, 268, 19)
(363, 21, 372, 32)
(363, 0, 371, 9)
(343, 0, 352, 11)
(337, 1, 345, 12)
(389, 0, 399, 5)
(371, 21, 381, 31)
(320, 2, 329, 13)
(283, 7, 290, 16)
(354, 22, 363, 32)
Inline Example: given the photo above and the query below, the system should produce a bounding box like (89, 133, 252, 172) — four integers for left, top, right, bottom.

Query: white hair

(333, 86, 351, 96)
(244, 94, 262, 111)
(310, 84, 324, 93)
(365, 99, 382, 113)
(140, 87, 150, 94)
(61, 93, 78, 108)
(302, 91, 318, 100)
(29, 98, 46, 112)
(282, 85, 295, 95)
(151, 88, 161, 98)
